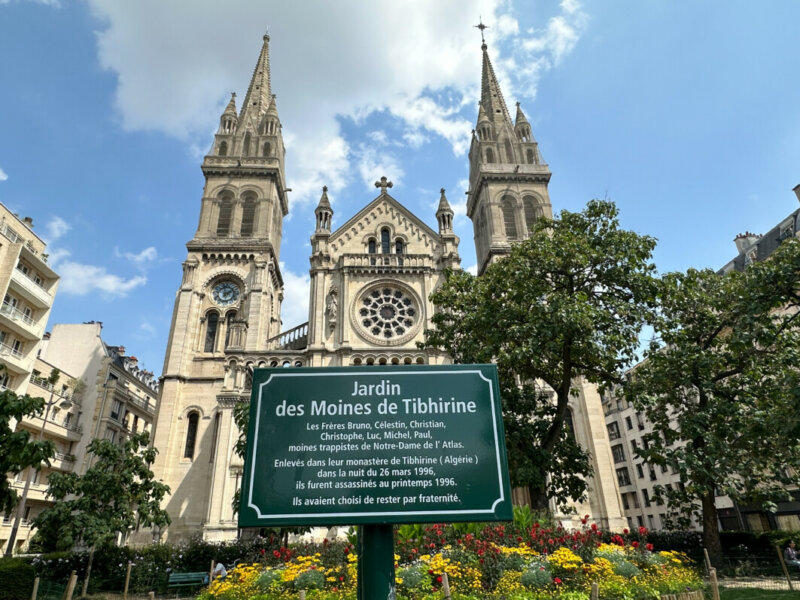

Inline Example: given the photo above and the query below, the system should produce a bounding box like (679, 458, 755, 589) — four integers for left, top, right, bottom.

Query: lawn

(720, 589, 799, 600)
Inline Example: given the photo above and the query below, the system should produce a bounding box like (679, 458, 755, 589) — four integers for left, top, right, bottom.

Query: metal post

(356, 524, 396, 600)
(4, 392, 63, 556)
(776, 544, 794, 591)
(123, 562, 132, 600)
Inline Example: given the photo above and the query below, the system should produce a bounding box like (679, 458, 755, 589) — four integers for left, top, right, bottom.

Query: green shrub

(0, 557, 35, 600)
(397, 564, 430, 591)
(612, 559, 640, 578)
(256, 568, 282, 591)
(520, 564, 552, 589)
(294, 568, 325, 590)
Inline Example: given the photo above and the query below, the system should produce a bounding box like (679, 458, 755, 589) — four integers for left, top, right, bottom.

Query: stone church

(149, 33, 626, 542)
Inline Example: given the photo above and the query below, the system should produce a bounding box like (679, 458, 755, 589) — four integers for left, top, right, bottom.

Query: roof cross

(475, 18, 489, 44)
(374, 176, 393, 194)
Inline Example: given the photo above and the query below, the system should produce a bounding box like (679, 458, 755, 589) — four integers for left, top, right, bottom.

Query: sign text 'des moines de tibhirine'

(238, 365, 513, 526)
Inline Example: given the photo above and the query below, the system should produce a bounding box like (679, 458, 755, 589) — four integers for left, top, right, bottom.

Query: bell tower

(467, 31, 552, 275)
(150, 34, 290, 542)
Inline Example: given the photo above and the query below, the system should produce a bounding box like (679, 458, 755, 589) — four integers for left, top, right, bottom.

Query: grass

(720, 589, 799, 599)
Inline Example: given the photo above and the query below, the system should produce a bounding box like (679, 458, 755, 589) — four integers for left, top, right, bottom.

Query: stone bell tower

(150, 34, 290, 541)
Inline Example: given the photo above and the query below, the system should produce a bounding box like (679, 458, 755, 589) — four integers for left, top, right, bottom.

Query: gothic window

(219, 141, 228, 156)
(526, 148, 535, 164)
(368, 239, 376, 265)
(204, 311, 219, 352)
(501, 196, 518, 240)
(262, 142, 271, 157)
(395, 239, 404, 266)
(564, 407, 578, 444)
(523, 196, 541, 234)
(381, 228, 390, 254)
(209, 412, 220, 463)
(243, 133, 252, 157)
(357, 286, 418, 343)
(184, 411, 199, 459)
(216, 195, 233, 236)
(240, 195, 257, 236)
(505, 140, 514, 163)
(485, 148, 495, 163)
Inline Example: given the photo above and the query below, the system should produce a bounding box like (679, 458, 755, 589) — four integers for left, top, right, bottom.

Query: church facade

(149, 34, 626, 542)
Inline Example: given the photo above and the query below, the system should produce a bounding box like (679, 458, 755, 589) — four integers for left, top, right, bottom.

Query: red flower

(344, 548, 349, 554)
(339, 576, 344, 581)
(554, 577, 563, 585)
(273, 550, 280, 557)
(639, 526, 648, 535)
(646, 543, 654, 551)
(632, 541, 639, 548)
(428, 570, 434, 575)
(260, 548, 265, 555)
(436, 575, 443, 583)
(590, 523, 598, 531)
(623, 528, 629, 534)
(411, 548, 417, 554)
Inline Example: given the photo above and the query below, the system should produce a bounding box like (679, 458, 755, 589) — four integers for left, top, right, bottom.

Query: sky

(1, 0, 799, 374)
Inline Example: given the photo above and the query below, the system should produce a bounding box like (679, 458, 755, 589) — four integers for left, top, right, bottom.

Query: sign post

(239, 365, 512, 599)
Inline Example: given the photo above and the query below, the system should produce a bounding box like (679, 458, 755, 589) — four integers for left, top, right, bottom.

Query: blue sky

(1, 0, 799, 373)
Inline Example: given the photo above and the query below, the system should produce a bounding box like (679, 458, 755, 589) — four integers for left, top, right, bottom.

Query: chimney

(793, 183, 800, 203)
(734, 231, 761, 254)
(22, 217, 33, 228)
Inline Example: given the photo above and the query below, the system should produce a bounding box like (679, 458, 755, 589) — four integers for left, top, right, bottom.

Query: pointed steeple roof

(479, 41, 513, 128)
(316, 186, 331, 211)
(239, 33, 273, 122)
(514, 101, 528, 126)
(436, 188, 452, 215)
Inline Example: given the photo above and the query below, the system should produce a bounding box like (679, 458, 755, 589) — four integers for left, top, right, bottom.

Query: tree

(423, 200, 659, 510)
(0, 370, 55, 517)
(32, 430, 170, 555)
(627, 238, 800, 567)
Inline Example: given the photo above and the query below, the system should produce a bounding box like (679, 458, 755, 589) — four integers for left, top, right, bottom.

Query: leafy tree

(0, 370, 55, 517)
(423, 200, 658, 510)
(627, 238, 800, 567)
(32, 430, 170, 561)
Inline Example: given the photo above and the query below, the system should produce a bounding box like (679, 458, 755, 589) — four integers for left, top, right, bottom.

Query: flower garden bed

(197, 521, 704, 600)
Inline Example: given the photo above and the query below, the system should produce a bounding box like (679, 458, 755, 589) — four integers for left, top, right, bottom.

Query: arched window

(485, 148, 495, 163)
(204, 311, 219, 352)
(219, 141, 228, 156)
(395, 239, 404, 266)
(564, 408, 578, 444)
(240, 195, 257, 236)
(368, 238, 376, 265)
(243, 133, 252, 157)
(216, 195, 233, 236)
(523, 196, 541, 233)
(526, 148, 535, 164)
(184, 411, 199, 459)
(501, 196, 518, 240)
(263, 142, 271, 157)
(381, 228, 390, 254)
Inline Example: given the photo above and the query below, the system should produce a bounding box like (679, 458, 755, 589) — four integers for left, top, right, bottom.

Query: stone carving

(325, 286, 338, 329)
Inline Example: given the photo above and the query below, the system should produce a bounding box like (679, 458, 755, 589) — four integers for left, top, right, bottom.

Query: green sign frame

(238, 365, 513, 527)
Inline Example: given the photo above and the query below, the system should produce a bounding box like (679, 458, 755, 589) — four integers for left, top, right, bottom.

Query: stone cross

(475, 19, 489, 44)
(374, 176, 393, 194)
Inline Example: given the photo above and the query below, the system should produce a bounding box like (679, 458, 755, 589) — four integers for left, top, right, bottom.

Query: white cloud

(138, 321, 157, 337)
(355, 144, 405, 194)
(465, 264, 478, 275)
(43, 216, 70, 244)
(278, 262, 309, 330)
(0, 168, 7, 182)
(116, 246, 158, 267)
(57, 261, 147, 297)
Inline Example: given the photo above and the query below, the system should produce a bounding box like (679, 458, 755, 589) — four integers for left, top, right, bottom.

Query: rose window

(358, 287, 417, 340)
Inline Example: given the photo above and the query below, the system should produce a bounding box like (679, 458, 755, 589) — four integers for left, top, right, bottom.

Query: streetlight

(4, 383, 72, 556)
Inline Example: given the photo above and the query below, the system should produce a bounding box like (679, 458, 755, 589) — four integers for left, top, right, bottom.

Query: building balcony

(17, 412, 82, 442)
(111, 384, 156, 417)
(339, 253, 433, 272)
(0, 302, 43, 341)
(50, 452, 76, 472)
(28, 374, 78, 406)
(0, 341, 32, 374)
(9, 268, 53, 309)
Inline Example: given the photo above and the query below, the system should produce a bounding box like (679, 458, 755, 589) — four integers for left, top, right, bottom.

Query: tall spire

(239, 33, 273, 123)
(478, 34, 513, 129)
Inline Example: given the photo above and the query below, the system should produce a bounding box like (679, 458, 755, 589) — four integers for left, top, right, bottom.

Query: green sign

(238, 365, 512, 527)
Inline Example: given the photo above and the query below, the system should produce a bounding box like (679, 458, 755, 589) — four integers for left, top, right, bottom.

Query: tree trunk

(701, 490, 723, 568)
(528, 484, 549, 513)
(81, 545, 95, 598)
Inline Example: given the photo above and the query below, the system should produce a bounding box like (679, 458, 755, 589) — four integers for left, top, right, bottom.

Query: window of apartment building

(661, 463, 668, 474)
(616, 467, 631, 487)
(630, 439, 638, 457)
(625, 416, 633, 430)
(648, 515, 656, 530)
(607, 421, 621, 440)
(105, 429, 117, 443)
(611, 444, 626, 464)
(110, 399, 122, 421)
(637, 516, 644, 527)
(627, 517, 634, 530)
(642, 488, 651, 507)
(622, 492, 630, 510)
(649, 466, 657, 481)
(636, 463, 644, 479)
(630, 491, 640, 508)
(659, 513, 667, 527)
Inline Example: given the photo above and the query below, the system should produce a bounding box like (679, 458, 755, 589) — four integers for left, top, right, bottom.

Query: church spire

(436, 188, 454, 235)
(239, 33, 273, 123)
(479, 36, 513, 130)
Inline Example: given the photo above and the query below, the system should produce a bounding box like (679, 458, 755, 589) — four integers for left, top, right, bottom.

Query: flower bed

(196, 521, 704, 600)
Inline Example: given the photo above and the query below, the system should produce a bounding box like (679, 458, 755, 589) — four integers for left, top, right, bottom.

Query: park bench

(167, 571, 207, 595)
